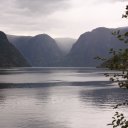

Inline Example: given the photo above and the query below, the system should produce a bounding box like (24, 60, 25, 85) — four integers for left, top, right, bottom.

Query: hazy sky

(0, 0, 128, 38)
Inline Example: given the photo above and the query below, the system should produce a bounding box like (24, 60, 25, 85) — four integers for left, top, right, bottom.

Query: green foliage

(108, 112, 128, 128)
(99, 5, 128, 88)
(106, 5, 128, 128)
(122, 5, 128, 18)
(108, 100, 128, 128)
(96, 5, 128, 128)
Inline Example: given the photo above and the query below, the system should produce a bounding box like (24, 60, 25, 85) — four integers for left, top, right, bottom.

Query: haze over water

(0, 67, 128, 128)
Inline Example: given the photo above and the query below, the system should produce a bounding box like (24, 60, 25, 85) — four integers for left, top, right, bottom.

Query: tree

(96, 5, 128, 88)
(97, 5, 128, 128)
(105, 5, 128, 87)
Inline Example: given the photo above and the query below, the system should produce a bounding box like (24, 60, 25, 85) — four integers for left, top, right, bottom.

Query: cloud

(0, 0, 127, 38)
(82, 0, 128, 4)
(0, 0, 71, 18)
(0, 0, 71, 36)
(93, 0, 128, 3)
(16, 0, 70, 15)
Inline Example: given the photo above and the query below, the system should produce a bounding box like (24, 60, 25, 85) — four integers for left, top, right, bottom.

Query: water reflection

(18, 118, 69, 128)
(0, 81, 112, 88)
(80, 87, 128, 108)
(0, 84, 126, 128)
(0, 67, 109, 84)
(0, 90, 5, 104)
(0, 67, 127, 128)
(34, 87, 50, 102)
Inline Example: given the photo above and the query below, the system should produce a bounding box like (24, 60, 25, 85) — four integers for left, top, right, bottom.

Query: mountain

(64, 27, 128, 67)
(8, 36, 76, 57)
(8, 34, 62, 67)
(55, 38, 76, 55)
(7, 35, 32, 53)
(0, 31, 30, 67)
(7, 27, 128, 67)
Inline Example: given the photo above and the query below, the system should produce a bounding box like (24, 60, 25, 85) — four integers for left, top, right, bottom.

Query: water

(0, 67, 127, 128)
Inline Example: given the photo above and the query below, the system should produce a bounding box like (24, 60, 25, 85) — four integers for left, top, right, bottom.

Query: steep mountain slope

(7, 35, 32, 53)
(64, 27, 127, 67)
(0, 31, 30, 67)
(8, 34, 62, 66)
(7, 27, 128, 67)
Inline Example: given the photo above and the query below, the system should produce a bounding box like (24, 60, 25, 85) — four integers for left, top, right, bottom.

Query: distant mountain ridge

(0, 31, 30, 67)
(8, 34, 62, 66)
(8, 35, 76, 56)
(5, 26, 128, 67)
(63, 27, 128, 67)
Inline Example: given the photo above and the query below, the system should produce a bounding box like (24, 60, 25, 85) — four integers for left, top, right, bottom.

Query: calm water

(0, 67, 128, 128)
